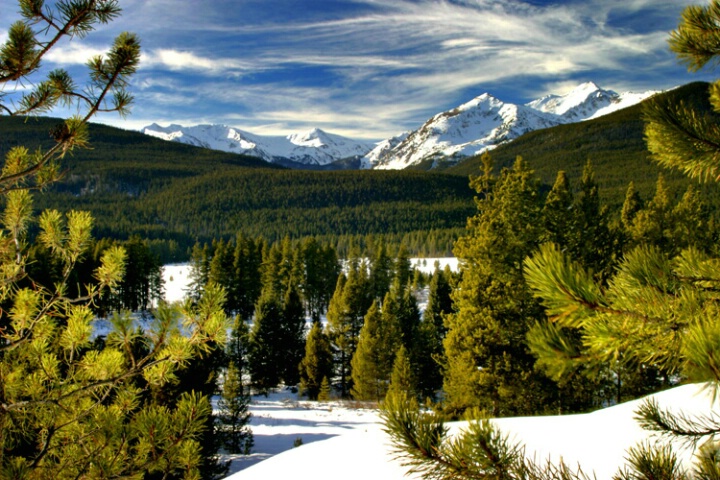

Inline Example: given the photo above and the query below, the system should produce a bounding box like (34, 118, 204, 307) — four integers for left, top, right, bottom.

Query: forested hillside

(1, 116, 474, 261)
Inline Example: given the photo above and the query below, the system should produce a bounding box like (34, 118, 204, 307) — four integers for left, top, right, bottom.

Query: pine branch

(635, 398, 720, 449)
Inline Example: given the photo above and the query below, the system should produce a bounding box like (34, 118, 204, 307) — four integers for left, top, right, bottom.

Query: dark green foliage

(327, 262, 373, 397)
(280, 285, 306, 386)
(102, 236, 164, 312)
(415, 265, 453, 400)
(25, 235, 164, 315)
(444, 157, 555, 416)
(188, 236, 264, 318)
(369, 241, 394, 301)
(299, 322, 334, 400)
(218, 316, 254, 455)
(248, 288, 284, 394)
(301, 237, 341, 322)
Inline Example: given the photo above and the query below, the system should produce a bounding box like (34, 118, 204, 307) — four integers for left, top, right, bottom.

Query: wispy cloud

(0, 0, 713, 139)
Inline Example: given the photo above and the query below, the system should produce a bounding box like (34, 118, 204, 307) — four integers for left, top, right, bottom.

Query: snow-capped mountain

(142, 82, 656, 170)
(142, 124, 374, 167)
(366, 82, 657, 170)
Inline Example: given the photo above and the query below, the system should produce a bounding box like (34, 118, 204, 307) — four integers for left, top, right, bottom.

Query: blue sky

(1, 0, 716, 140)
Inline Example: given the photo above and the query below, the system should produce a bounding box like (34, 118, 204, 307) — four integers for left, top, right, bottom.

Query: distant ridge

(142, 82, 655, 171)
(142, 124, 374, 167)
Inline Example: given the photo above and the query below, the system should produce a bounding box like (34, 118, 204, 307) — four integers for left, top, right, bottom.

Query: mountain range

(142, 82, 657, 170)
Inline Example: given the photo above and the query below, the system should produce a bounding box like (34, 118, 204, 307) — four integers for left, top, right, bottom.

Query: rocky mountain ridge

(142, 82, 657, 169)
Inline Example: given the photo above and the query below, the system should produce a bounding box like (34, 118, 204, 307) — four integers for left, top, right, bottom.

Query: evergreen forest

(4, 0, 720, 479)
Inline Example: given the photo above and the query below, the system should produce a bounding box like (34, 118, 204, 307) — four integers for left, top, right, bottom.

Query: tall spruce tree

(299, 321, 334, 400)
(443, 156, 554, 416)
(350, 300, 400, 401)
(279, 284, 306, 386)
(188, 242, 211, 302)
(369, 242, 394, 302)
(627, 175, 674, 251)
(231, 234, 263, 320)
(0, 2, 226, 477)
(542, 170, 575, 248)
(414, 265, 453, 400)
(671, 185, 714, 252)
(248, 286, 284, 394)
(301, 237, 340, 322)
(326, 261, 372, 397)
(218, 316, 253, 455)
(386, 345, 418, 403)
(350, 301, 386, 401)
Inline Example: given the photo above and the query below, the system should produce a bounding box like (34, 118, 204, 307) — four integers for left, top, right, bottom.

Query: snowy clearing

(224, 383, 715, 479)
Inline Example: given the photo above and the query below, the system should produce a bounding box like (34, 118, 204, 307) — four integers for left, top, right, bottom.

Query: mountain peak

(527, 81, 619, 117)
(458, 92, 503, 111)
(367, 81, 655, 170)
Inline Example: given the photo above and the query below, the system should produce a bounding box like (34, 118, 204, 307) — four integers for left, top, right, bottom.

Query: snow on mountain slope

(142, 124, 374, 166)
(366, 82, 657, 169)
(142, 82, 656, 170)
(370, 93, 561, 170)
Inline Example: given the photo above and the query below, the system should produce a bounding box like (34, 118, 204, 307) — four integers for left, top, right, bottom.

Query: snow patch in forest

(161, 258, 460, 305)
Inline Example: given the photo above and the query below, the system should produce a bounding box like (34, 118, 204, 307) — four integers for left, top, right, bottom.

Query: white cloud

(31, 0, 705, 139)
(140, 49, 256, 74)
(44, 43, 107, 65)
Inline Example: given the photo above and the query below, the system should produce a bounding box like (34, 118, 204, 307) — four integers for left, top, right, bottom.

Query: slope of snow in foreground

(225, 383, 717, 480)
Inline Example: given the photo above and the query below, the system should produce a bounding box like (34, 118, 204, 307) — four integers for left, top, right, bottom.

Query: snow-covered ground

(161, 261, 715, 479)
(224, 383, 716, 479)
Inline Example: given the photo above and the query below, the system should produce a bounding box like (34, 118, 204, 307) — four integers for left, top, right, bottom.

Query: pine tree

(414, 265, 452, 400)
(443, 156, 554, 416)
(299, 321, 334, 400)
(248, 287, 284, 394)
(351, 302, 385, 401)
(671, 184, 713, 253)
(0, 2, 226, 477)
(232, 234, 263, 321)
(369, 241, 394, 301)
(627, 175, 674, 251)
(301, 237, 340, 322)
(318, 376, 331, 401)
(280, 284, 306, 386)
(572, 161, 617, 279)
(621, 181, 644, 234)
(394, 244, 413, 290)
(386, 345, 417, 403)
(326, 262, 372, 397)
(188, 242, 212, 302)
(542, 170, 575, 248)
(218, 316, 253, 455)
(350, 299, 401, 402)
